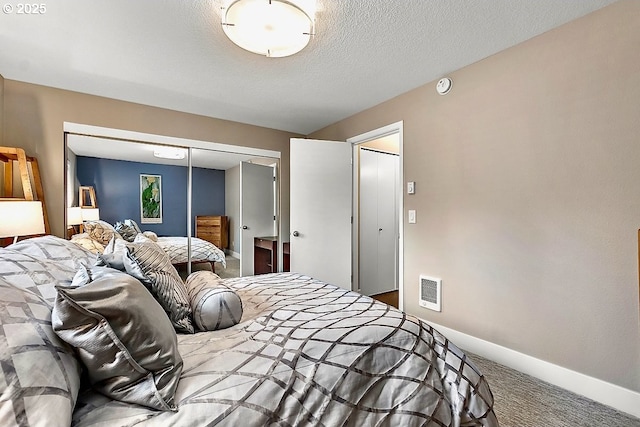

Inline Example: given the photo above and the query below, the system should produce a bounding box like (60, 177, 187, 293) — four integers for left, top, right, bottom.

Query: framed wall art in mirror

(140, 174, 162, 224)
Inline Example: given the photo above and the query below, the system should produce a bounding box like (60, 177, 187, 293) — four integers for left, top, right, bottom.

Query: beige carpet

(468, 352, 640, 427)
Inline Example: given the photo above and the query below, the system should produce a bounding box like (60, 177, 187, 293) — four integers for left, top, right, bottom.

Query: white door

(290, 138, 352, 289)
(240, 162, 275, 276)
(359, 149, 399, 296)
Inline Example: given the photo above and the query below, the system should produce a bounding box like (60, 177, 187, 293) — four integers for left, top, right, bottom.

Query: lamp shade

(0, 201, 46, 238)
(81, 208, 100, 221)
(222, 0, 315, 58)
(67, 206, 83, 226)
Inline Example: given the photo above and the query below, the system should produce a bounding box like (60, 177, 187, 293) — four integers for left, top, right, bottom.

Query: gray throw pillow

(0, 276, 82, 427)
(96, 236, 129, 271)
(123, 241, 194, 334)
(124, 218, 143, 234)
(52, 266, 182, 411)
(0, 247, 78, 305)
(7, 235, 96, 271)
(185, 271, 243, 331)
(114, 221, 138, 242)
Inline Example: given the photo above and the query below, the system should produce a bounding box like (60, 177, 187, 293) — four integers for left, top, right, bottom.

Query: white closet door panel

(376, 152, 399, 293)
(359, 149, 379, 294)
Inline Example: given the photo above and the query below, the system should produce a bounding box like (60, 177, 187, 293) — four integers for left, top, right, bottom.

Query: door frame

(347, 121, 404, 310)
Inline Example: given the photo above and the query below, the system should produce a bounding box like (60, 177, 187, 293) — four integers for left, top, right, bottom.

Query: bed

(156, 235, 226, 268)
(81, 219, 227, 269)
(0, 236, 499, 427)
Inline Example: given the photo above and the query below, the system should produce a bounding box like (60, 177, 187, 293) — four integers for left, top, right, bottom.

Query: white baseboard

(424, 320, 640, 419)
(227, 250, 240, 258)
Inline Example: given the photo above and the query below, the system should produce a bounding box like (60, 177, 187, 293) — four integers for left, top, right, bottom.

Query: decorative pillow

(142, 230, 158, 242)
(123, 242, 194, 334)
(52, 266, 182, 411)
(185, 270, 243, 331)
(84, 220, 121, 246)
(70, 232, 105, 254)
(133, 233, 153, 244)
(95, 236, 128, 271)
(0, 276, 82, 427)
(114, 221, 138, 242)
(0, 248, 78, 305)
(124, 219, 143, 234)
(7, 235, 96, 270)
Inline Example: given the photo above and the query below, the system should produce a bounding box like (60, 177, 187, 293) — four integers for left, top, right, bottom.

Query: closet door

(376, 151, 398, 293)
(359, 149, 379, 293)
(359, 149, 399, 296)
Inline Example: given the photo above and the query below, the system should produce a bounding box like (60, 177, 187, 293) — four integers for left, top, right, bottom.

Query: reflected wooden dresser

(195, 215, 229, 250)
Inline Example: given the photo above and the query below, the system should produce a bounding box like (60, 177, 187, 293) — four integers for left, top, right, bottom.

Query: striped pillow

(114, 221, 138, 242)
(123, 242, 194, 334)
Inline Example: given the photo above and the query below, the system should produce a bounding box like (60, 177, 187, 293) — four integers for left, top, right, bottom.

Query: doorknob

(292, 231, 300, 237)
(379, 228, 383, 232)
(242, 226, 248, 230)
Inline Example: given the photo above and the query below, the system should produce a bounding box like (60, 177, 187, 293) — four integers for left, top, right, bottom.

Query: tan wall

(2, 81, 300, 237)
(0, 75, 4, 194)
(310, 1, 640, 392)
(0, 74, 4, 146)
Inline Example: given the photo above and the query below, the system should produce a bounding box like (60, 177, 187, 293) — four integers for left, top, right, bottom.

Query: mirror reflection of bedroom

(65, 134, 280, 280)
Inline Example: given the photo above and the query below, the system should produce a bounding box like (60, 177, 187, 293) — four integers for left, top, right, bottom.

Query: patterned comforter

(72, 273, 498, 426)
(156, 236, 226, 267)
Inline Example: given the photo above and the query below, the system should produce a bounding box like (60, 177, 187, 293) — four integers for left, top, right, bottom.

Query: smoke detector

(436, 78, 452, 95)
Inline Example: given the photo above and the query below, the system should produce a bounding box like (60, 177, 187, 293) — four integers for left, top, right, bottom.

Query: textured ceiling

(0, 0, 618, 134)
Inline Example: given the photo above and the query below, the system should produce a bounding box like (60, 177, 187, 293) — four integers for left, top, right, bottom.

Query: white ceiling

(0, 0, 618, 135)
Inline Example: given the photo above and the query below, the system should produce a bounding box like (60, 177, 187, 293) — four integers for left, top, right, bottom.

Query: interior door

(290, 138, 352, 289)
(240, 162, 275, 276)
(359, 149, 399, 296)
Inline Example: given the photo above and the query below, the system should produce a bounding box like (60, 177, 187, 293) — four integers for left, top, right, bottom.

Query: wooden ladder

(0, 146, 50, 234)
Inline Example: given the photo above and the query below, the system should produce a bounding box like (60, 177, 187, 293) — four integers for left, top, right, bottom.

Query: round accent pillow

(185, 271, 243, 331)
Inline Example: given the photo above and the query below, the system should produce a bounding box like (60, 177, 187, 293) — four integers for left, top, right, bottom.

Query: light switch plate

(407, 181, 415, 194)
(408, 210, 416, 224)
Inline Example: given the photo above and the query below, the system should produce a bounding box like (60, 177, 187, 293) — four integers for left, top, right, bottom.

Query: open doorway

(348, 122, 403, 309)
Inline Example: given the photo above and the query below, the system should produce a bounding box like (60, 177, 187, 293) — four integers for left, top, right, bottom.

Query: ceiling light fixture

(153, 146, 186, 160)
(222, 0, 315, 58)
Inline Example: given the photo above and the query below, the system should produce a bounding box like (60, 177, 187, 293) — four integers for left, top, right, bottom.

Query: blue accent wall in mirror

(76, 156, 225, 236)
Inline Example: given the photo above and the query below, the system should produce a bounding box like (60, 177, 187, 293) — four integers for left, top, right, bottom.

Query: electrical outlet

(408, 210, 416, 224)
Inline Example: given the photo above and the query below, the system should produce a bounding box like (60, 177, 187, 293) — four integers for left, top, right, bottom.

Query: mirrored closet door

(65, 129, 281, 279)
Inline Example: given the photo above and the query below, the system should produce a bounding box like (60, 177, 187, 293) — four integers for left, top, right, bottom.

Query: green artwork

(140, 174, 162, 223)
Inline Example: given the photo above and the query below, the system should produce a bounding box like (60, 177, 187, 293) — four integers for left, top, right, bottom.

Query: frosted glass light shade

(67, 206, 83, 226)
(0, 201, 45, 238)
(222, 0, 314, 58)
(153, 146, 186, 160)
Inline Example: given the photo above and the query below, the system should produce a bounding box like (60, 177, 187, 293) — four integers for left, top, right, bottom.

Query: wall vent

(419, 275, 441, 312)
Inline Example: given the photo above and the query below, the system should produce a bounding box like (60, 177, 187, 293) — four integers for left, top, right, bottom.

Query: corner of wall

(0, 75, 4, 193)
(0, 74, 4, 146)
